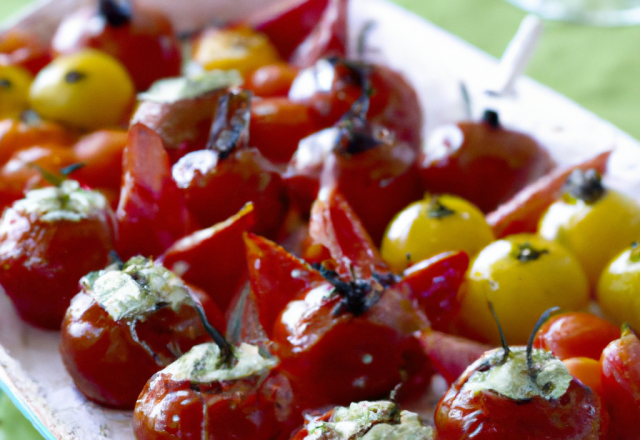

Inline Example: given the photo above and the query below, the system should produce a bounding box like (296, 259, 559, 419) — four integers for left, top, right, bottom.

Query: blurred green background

(2, 0, 640, 438)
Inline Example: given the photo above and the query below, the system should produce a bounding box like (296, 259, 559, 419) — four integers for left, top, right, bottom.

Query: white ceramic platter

(2, 0, 640, 439)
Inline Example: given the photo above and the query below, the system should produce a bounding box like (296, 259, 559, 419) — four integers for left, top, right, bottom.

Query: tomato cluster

(2, 0, 640, 439)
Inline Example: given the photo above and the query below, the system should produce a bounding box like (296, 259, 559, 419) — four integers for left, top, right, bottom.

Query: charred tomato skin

(0, 184, 115, 329)
(435, 350, 608, 440)
(60, 290, 214, 409)
(600, 327, 640, 440)
(133, 370, 292, 440)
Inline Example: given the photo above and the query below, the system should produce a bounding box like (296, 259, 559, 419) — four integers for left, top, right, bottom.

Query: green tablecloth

(1, 0, 640, 438)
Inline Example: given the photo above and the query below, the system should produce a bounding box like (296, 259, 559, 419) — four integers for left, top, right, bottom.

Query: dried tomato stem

(99, 0, 131, 27)
(194, 305, 236, 368)
(527, 306, 560, 378)
(488, 301, 510, 363)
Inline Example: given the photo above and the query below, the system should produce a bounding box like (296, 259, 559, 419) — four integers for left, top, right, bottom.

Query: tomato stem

(488, 301, 510, 363)
(194, 304, 236, 368)
(99, 0, 132, 27)
(527, 306, 560, 378)
(514, 242, 548, 263)
(315, 263, 383, 316)
(206, 91, 252, 160)
(563, 168, 605, 204)
(427, 197, 456, 219)
(482, 109, 500, 129)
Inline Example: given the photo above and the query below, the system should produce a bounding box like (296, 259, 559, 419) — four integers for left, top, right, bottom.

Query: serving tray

(2, 0, 640, 439)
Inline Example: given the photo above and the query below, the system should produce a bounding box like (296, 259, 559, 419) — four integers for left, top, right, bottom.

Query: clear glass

(505, 0, 640, 26)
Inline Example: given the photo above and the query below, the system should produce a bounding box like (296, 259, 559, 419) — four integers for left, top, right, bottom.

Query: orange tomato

(0, 118, 77, 166)
(246, 63, 299, 97)
(534, 311, 620, 360)
(72, 129, 127, 190)
(563, 357, 603, 397)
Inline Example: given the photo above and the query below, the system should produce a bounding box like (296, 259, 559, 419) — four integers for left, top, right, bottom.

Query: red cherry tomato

(60, 259, 220, 409)
(250, 97, 319, 164)
(0, 118, 77, 166)
(289, 59, 422, 152)
(420, 111, 555, 213)
(600, 326, 640, 440)
(72, 129, 127, 191)
(115, 123, 194, 260)
(486, 150, 611, 238)
(0, 28, 51, 75)
(172, 91, 288, 238)
(0, 144, 77, 210)
(245, 63, 299, 97)
(52, 0, 182, 91)
(534, 312, 620, 361)
(0, 181, 115, 329)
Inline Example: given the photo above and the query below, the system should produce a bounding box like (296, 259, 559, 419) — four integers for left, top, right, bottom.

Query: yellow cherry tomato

(539, 189, 640, 287)
(0, 65, 33, 119)
(192, 25, 281, 75)
(381, 194, 494, 273)
(457, 234, 590, 345)
(597, 243, 640, 330)
(29, 49, 134, 130)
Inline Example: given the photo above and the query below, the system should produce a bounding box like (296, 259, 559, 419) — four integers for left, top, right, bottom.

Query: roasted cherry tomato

(131, 72, 241, 163)
(435, 345, 608, 439)
(533, 311, 619, 361)
(134, 342, 294, 440)
(29, 49, 134, 130)
(0, 180, 115, 329)
(600, 325, 640, 440)
(0, 144, 77, 210)
(115, 123, 194, 260)
(52, 0, 182, 91)
(563, 357, 604, 397)
(0, 65, 33, 119)
(486, 150, 611, 238)
(539, 169, 640, 287)
(0, 118, 77, 166)
(597, 243, 640, 330)
(172, 91, 288, 238)
(457, 234, 590, 345)
(250, 97, 319, 164)
(0, 28, 51, 75)
(192, 25, 281, 76)
(381, 194, 494, 273)
(291, 401, 435, 440)
(71, 129, 127, 191)
(60, 257, 223, 409)
(289, 58, 422, 152)
(245, 63, 299, 97)
(420, 110, 555, 213)
(286, 83, 422, 244)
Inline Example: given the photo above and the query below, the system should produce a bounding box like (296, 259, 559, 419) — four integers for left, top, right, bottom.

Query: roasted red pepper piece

(600, 325, 640, 440)
(309, 189, 391, 279)
(486, 150, 612, 238)
(172, 91, 288, 238)
(160, 203, 255, 313)
(400, 251, 468, 332)
(289, 0, 348, 68)
(115, 123, 193, 260)
(246, 0, 331, 61)
(245, 232, 325, 338)
(417, 329, 491, 385)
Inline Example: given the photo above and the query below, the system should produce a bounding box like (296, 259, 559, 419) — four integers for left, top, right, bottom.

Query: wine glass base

(505, 0, 640, 26)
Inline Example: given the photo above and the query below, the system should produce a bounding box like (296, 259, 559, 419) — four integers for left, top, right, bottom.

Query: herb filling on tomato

(81, 256, 192, 321)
